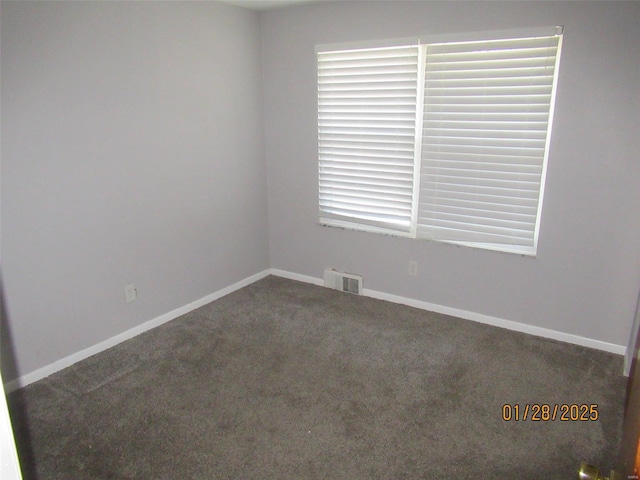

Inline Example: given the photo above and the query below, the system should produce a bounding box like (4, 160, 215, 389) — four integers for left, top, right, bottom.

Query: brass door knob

(578, 462, 622, 480)
(579, 462, 602, 480)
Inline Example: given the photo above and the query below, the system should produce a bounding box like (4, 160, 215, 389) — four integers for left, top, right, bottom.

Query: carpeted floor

(7, 275, 626, 479)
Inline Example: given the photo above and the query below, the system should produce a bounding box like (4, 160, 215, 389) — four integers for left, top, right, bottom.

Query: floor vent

(324, 269, 363, 295)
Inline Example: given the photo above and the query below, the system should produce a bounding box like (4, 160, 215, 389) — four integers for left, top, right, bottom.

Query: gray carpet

(7, 275, 625, 479)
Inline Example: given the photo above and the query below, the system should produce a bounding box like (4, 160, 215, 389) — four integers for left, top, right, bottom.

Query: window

(317, 28, 563, 255)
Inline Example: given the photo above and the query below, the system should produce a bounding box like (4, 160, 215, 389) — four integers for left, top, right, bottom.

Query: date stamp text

(502, 404, 599, 422)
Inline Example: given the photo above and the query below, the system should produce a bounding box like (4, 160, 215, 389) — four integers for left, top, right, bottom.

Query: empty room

(1, 0, 639, 478)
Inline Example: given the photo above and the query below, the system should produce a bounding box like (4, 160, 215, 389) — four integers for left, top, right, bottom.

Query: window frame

(316, 27, 563, 256)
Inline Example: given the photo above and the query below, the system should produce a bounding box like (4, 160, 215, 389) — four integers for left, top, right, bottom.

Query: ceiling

(218, 0, 321, 10)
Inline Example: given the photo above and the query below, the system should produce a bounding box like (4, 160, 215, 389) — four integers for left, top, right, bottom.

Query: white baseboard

(4, 267, 626, 392)
(3, 270, 272, 393)
(364, 287, 625, 356)
(269, 269, 324, 287)
(270, 269, 626, 357)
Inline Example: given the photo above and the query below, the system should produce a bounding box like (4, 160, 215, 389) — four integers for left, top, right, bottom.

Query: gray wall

(2, 0, 639, 384)
(1, 1, 269, 380)
(261, 1, 640, 346)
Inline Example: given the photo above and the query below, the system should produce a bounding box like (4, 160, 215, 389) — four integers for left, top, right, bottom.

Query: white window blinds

(317, 29, 562, 255)
(317, 45, 419, 233)
(417, 35, 562, 251)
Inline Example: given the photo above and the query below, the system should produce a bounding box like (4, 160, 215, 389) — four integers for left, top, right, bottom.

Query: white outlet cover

(409, 261, 418, 276)
(124, 284, 137, 303)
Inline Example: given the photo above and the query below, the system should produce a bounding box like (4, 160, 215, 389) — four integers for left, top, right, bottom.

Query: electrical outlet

(124, 284, 137, 303)
(409, 260, 418, 276)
